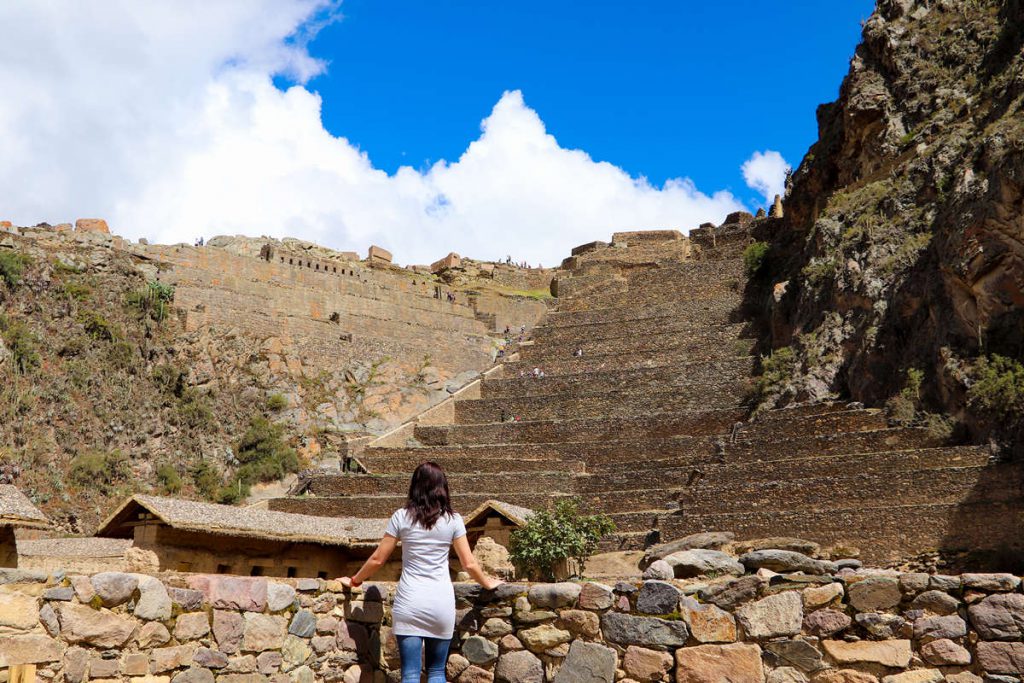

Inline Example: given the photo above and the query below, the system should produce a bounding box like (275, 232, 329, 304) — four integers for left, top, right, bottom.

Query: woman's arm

(338, 534, 398, 588)
(453, 535, 503, 590)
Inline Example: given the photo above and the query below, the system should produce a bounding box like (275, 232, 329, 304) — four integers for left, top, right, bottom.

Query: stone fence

(1, 566, 1022, 683)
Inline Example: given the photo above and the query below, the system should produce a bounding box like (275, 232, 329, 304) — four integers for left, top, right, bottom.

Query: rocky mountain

(0, 224, 548, 532)
(751, 0, 1024, 448)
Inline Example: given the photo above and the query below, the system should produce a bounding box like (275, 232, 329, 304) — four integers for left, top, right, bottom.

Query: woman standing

(339, 462, 503, 683)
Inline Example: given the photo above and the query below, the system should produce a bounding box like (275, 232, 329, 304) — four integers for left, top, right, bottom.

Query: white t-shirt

(386, 508, 467, 639)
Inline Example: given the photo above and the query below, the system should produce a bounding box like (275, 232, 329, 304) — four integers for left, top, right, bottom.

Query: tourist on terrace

(338, 462, 502, 683)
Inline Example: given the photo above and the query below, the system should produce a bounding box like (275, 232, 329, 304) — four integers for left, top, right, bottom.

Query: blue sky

(300, 0, 876, 209)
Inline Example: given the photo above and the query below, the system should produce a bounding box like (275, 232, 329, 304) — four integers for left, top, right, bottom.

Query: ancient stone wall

(2, 568, 1022, 681)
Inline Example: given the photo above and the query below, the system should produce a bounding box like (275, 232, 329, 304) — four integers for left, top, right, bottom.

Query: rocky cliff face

(754, 0, 1024, 444)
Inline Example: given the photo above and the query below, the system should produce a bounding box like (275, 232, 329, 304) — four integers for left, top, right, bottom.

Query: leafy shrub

(78, 310, 119, 342)
(266, 393, 288, 411)
(509, 498, 615, 581)
(152, 364, 187, 397)
(742, 241, 769, 277)
(0, 250, 30, 289)
(190, 459, 223, 500)
(235, 417, 300, 486)
(69, 449, 129, 494)
(887, 367, 925, 424)
(61, 280, 92, 301)
(126, 281, 175, 322)
(752, 347, 797, 407)
(2, 320, 41, 374)
(156, 463, 182, 494)
(177, 391, 214, 429)
(107, 340, 137, 372)
(968, 354, 1024, 419)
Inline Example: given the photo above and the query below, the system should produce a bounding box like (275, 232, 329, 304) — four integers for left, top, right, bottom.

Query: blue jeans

(396, 635, 451, 683)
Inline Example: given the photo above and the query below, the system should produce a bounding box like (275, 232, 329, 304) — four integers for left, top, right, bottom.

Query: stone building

(95, 495, 388, 578)
(0, 485, 50, 567)
(463, 499, 533, 548)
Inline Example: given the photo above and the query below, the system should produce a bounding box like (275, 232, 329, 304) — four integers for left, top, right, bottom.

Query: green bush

(61, 280, 92, 301)
(190, 459, 222, 500)
(176, 389, 214, 429)
(266, 393, 288, 412)
(107, 340, 137, 372)
(126, 281, 175, 323)
(234, 417, 300, 486)
(509, 498, 615, 581)
(156, 463, 182, 494)
(0, 250, 30, 289)
(2, 320, 41, 374)
(69, 449, 129, 494)
(78, 310, 119, 342)
(968, 354, 1024, 419)
(752, 346, 797, 406)
(742, 241, 769, 277)
(152, 364, 187, 398)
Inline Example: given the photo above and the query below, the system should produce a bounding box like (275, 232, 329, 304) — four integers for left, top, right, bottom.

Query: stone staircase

(269, 219, 1023, 567)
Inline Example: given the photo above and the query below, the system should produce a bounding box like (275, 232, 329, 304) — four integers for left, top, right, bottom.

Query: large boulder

(57, 603, 136, 648)
(739, 550, 836, 576)
(662, 549, 744, 578)
(967, 592, 1024, 640)
(640, 532, 735, 567)
(495, 650, 543, 683)
(636, 581, 681, 615)
(735, 592, 803, 639)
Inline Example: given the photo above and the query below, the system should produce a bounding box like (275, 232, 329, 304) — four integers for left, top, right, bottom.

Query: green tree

(1, 319, 41, 374)
(509, 498, 615, 581)
(742, 241, 770, 277)
(234, 417, 300, 487)
(969, 354, 1024, 419)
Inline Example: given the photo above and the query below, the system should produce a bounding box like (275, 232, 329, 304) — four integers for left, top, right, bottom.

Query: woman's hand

(337, 576, 361, 590)
(481, 577, 504, 591)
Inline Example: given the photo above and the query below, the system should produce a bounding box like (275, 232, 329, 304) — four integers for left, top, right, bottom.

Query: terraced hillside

(270, 219, 1024, 569)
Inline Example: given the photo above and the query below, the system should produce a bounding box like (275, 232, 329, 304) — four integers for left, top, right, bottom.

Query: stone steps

(603, 458, 1016, 522)
(542, 295, 743, 327)
(357, 452, 585, 474)
(453, 383, 750, 424)
(584, 427, 939, 471)
(269, 492, 562, 520)
(603, 499, 1024, 566)
(483, 357, 756, 399)
(502, 344, 751, 377)
(531, 315, 744, 344)
(581, 445, 989, 500)
(515, 325, 750, 364)
(301, 470, 573, 497)
(413, 403, 859, 447)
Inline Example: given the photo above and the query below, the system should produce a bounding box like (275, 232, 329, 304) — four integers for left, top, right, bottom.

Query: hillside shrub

(2, 320, 41, 374)
(69, 449, 129, 494)
(266, 393, 288, 412)
(190, 459, 223, 501)
(968, 354, 1024, 419)
(0, 250, 30, 289)
(742, 241, 769, 277)
(509, 497, 615, 581)
(752, 346, 797, 407)
(234, 416, 300, 487)
(177, 390, 214, 429)
(78, 310, 119, 342)
(152, 364, 187, 397)
(61, 280, 92, 301)
(126, 281, 175, 323)
(156, 463, 182, 494)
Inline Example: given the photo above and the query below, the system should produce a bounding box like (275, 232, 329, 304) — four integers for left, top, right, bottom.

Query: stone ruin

(270, 214, 1023, 571)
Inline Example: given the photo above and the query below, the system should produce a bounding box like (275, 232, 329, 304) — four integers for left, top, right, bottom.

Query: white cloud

(742, 150, 789, 206)
(0, 1, 748, 266)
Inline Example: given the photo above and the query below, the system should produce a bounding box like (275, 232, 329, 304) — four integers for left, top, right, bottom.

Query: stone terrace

(271, 220, 1024, 568)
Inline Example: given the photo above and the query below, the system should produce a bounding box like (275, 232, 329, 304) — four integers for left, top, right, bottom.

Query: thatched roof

(0, 485, 49, 529)
(96, 494, 387, 546)
(464, 499, 534, 528)
(18, 537, 132, 558)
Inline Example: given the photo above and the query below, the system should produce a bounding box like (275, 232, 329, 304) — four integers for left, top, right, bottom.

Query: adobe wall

(2, 568, 1022, 681)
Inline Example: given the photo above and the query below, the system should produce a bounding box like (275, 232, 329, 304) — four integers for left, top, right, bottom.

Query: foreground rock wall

(2, 567, 1023, 682)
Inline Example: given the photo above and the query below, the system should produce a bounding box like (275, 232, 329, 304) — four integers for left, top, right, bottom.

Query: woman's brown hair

(405, 461, 454, 530)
